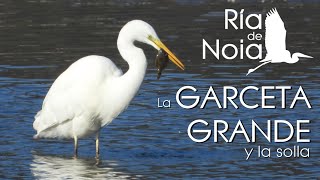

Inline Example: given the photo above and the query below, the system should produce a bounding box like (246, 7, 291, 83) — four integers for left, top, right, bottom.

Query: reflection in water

(31, 154, 141, 179)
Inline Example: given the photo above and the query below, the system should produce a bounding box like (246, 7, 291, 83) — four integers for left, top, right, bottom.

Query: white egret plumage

(33, 20, 185, 158)
(247, 8, 313, 76)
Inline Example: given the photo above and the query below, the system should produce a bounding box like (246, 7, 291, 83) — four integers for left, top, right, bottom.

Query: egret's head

(118, 20, 185, 70)
(290, 52, 313, 64)
(293, 53, 313, 59)
(143, 22, 185, 70)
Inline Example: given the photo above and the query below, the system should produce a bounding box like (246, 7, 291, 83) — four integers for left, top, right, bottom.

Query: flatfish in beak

(155, 49, 169, 79)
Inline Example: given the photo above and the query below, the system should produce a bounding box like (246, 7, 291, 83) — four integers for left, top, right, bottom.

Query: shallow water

(0, 0, 319, 179)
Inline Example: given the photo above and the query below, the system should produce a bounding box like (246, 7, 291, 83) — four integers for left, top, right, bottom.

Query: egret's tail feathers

(33, 131, 56, 139)
(33, 113, 53, 133)
(33, 110, 59, 138)
(33, 111, 73, 139)
(33, 134, 39, 139)
(33, 110, 43, 131)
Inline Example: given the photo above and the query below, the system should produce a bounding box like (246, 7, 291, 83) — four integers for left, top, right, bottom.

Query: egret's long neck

(116, 34, 147, 104)
(100, 38, 147, 125)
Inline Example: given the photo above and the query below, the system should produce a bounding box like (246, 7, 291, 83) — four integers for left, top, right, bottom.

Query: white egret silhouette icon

(247, 8, 313, 76)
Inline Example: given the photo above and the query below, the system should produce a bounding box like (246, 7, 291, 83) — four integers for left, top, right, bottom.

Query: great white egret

(33, 20, 185, 158)
(247, 8, 313, 76)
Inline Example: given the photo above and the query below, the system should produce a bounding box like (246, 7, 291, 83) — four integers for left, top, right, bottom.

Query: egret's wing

(265, 8, 287, 57)
(33, 55, 123, 134)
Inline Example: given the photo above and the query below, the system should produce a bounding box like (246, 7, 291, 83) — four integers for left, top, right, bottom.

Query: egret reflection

(31, 154, 141, 179)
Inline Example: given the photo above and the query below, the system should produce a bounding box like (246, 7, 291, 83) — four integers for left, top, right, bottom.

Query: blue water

(0, 0, 319, 179)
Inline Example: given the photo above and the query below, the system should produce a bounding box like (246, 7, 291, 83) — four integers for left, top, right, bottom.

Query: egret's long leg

(246, 60, 271, 76)
(74, 136, 78, 158)
(95, 132, 100, 159)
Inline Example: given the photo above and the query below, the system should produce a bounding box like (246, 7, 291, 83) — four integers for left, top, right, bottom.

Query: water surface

(0, 0, 319, 179)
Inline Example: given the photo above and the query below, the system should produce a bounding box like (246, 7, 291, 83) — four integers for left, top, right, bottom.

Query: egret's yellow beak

(148, 35, 185, 70)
